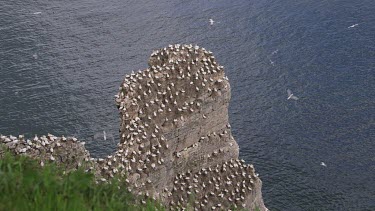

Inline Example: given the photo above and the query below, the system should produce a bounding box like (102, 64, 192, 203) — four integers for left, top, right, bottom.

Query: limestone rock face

(113, 44, 267, 210)
(0, 44, 267, 211)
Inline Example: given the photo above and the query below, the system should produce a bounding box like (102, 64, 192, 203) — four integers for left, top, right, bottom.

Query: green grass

(0, 152, 164, 211)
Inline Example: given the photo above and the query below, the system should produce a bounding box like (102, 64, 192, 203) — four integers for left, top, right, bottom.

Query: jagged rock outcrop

(0, 44, 267, 211)
(0, 134, 92, 171)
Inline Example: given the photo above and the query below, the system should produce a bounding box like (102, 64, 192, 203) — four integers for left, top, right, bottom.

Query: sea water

(0, 0, 374, 210)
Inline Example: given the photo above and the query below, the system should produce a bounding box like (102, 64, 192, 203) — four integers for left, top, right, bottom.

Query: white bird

(209, 19, 217, 25)
(287, 89, 299, 100)
(33, 12, 42, 15)
(348, 23, 359, 28)
(320, 162, 327, 167)
(93, 131, 113, 142)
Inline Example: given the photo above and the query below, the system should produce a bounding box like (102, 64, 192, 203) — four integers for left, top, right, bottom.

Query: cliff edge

(0, 44, 267, 211)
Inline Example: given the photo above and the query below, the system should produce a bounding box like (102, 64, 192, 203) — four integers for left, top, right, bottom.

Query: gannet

(348, 23, 359, 28)
(287, 89, 299, 100)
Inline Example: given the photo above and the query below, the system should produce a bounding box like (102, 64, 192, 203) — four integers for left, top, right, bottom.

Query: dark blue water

(1, 0, 374, 210)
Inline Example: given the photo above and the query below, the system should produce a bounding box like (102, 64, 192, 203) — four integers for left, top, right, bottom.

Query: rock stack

(0, 44, 267, 211)
(110, 44, 266, 210)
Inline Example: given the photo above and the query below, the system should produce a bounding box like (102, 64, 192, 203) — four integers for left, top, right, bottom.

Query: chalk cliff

(0, 44, 267, 211)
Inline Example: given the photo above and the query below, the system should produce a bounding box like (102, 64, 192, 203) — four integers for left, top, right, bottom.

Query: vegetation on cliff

(0, 151, 164, 211)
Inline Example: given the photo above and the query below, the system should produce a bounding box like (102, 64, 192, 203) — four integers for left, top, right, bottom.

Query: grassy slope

(0, 152, 164, 211)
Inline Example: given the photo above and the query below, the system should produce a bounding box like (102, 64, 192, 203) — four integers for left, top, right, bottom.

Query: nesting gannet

(287, 89, 299, 100)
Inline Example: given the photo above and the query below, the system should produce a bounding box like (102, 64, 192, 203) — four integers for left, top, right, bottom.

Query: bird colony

(0, 44, 267, 211)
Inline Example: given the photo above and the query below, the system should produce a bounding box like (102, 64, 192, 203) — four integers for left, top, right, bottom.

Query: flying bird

(209, 19, 220, 25)
(287, 89, 299, 100)
(93, 130, 114, 142)
(33, 12, 42, 15)
(269, 59, 275, 66)
(320, 162, 327, 167)
(348, 23, 359, 28)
